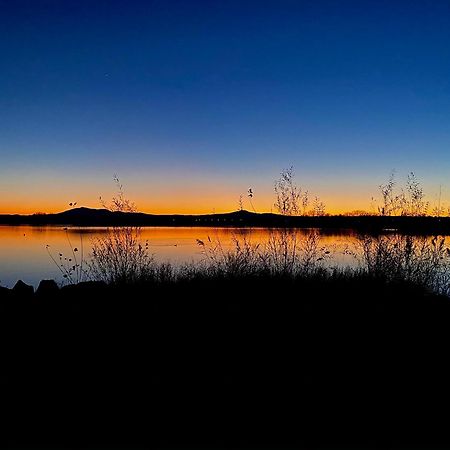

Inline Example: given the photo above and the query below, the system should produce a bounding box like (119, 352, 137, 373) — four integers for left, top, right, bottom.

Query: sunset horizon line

(0, 203, 445, 217)
(0, 204, 369, 216)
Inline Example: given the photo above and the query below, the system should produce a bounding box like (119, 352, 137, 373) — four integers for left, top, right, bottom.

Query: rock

(36, 279, 59, 296)
(0, 285, 11, 298)
(12, 280, 34, 296)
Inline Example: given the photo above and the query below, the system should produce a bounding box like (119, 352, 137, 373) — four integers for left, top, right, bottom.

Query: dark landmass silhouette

(2, 275, 450, 449)
(2, 206, 450, 232)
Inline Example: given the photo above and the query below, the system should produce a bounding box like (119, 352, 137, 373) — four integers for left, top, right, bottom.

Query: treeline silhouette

(3, 206, 450, 233)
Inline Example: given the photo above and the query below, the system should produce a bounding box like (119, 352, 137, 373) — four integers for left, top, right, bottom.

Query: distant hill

(1, 207, 450, 232)
(0, 207, 266, 226)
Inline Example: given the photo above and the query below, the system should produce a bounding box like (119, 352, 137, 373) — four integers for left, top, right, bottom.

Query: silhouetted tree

(274, 166, 308, 215)
(312, 196, 326, 216)
(378, 170, 402, 216)
(100, 174, 136, 213)
(378, 171, 428, 216)
(402, 172, 428, 216)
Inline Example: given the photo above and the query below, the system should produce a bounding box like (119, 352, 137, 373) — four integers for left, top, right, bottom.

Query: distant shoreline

(1, 207, 450, 233)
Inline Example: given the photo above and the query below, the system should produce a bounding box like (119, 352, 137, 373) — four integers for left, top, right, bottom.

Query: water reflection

(0, 225, 441, 288)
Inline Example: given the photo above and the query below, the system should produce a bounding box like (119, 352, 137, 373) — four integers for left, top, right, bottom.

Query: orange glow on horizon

(2, 186, 444, 216)
(3, 171, 447, 217)
(0, 197, 378, 216)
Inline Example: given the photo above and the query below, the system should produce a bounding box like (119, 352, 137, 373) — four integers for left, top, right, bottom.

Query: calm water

(0, 225, 364, 287)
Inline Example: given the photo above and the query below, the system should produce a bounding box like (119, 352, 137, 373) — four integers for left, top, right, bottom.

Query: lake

(0, 226, 365, 288)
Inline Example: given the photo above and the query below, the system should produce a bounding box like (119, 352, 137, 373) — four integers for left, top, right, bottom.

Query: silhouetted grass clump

(358, 234, 450, 295)
(88, 175, 164, 285)
(89, 227, 155, 284)
(80, 228, 450, 297)
(195, 230, 330, 278)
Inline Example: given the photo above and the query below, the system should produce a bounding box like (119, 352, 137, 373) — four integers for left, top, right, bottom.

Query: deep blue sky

(1, 0, 449, 213)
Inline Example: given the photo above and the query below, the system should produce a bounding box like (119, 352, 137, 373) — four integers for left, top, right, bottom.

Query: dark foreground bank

(2, 275, 450, 449)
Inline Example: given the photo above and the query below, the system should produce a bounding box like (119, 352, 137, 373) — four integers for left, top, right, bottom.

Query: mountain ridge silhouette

(1, 206, 450, 232)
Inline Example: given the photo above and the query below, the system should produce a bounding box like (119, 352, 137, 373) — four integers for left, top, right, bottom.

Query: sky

(1, 0, 449, 214)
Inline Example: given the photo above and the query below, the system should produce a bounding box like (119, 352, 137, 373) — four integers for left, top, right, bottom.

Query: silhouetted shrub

(89, 176, 156, 285)
(377, 171, 429, 216)
(89, 227, 155, 284)
(358, 234, 450, 294)
(195, 229, 329, 279)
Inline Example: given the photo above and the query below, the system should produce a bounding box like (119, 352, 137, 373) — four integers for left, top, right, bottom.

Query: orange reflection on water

(0, 226, 360, 288)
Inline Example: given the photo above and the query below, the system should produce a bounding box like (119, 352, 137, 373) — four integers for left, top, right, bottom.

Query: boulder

(12, 280, 34, 296)
(36, 279, 59, 296)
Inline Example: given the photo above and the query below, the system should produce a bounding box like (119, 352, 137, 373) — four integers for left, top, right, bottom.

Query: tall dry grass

(195, 229, 330, 278)
(89, 227, 155, 285)
(358, 234, 450, 294)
